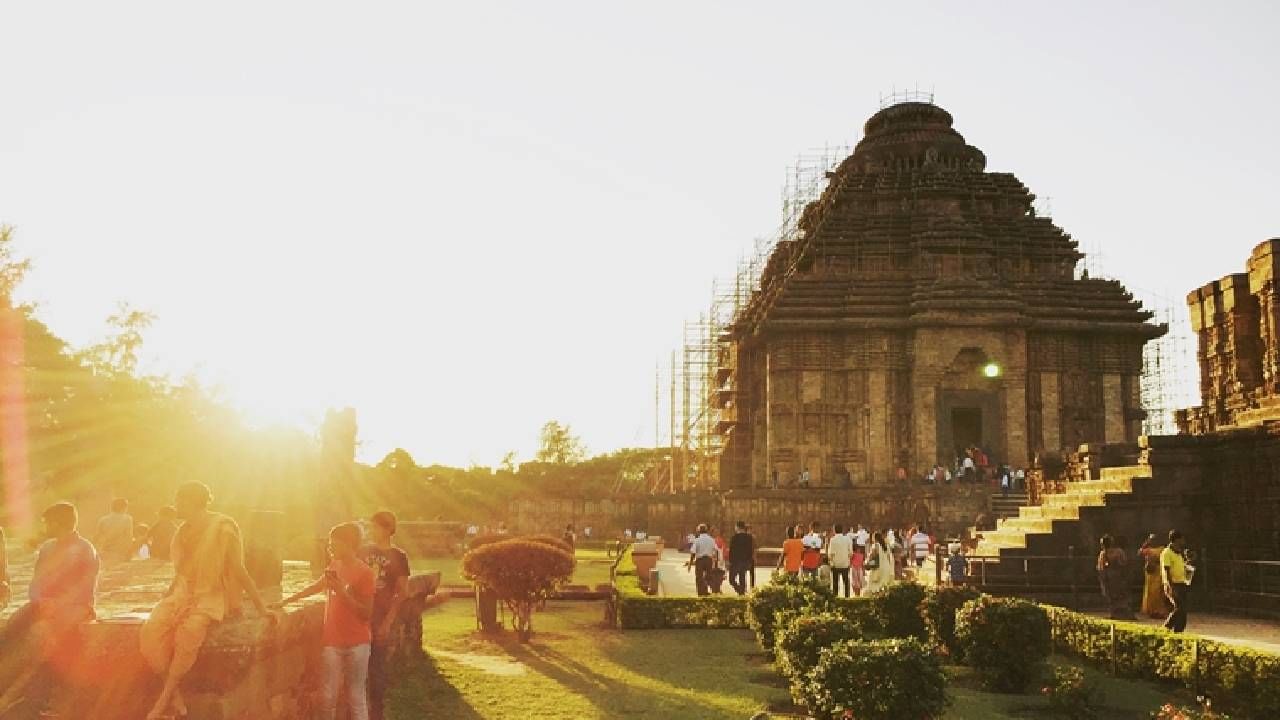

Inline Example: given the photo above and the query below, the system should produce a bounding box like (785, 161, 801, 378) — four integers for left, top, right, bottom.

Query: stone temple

(717, 101, 1166, 489)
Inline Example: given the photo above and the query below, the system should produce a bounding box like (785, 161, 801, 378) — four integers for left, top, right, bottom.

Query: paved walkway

(653, 549, 779, 596)
(1087, 610, 1280, 655)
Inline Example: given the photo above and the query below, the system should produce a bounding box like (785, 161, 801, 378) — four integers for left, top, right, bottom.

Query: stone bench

(1, 572, 442, 720)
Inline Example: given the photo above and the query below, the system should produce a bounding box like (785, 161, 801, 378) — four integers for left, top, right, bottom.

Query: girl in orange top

(777, 524, 804, 575)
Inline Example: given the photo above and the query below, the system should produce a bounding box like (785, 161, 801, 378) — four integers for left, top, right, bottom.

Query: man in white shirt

(853, 524, 870, 549)
(910, 527, 932, 568)
(962, 454, 976, 481)
(826, 524, 854, 597)
(684, 524, 720, 596)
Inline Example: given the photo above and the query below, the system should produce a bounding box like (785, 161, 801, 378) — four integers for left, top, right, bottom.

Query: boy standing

(947, 545, 969, 586)
(362, 511, 410, 720)
(278, 522, 376, 720)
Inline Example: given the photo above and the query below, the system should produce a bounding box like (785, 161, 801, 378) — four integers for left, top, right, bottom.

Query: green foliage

(1151, 697, 1232, 719)
(921, 584, 982, 659)
(534, 420, 586, 464)
(798, 638, 948, 720)
(773, 612, 868, 686)
(955, 595, 1051, 692)
(1043, 665, 1104, 720)
(745, 574, 833, 652)
(1047, 605, 1280, 718)
(462, 539, 575, 641)
(869, 580, 929, 641)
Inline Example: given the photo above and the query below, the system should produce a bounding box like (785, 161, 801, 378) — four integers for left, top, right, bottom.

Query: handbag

(864, 547, 880, 570)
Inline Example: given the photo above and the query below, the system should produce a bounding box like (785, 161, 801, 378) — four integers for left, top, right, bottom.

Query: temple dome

(848, 101, 986, 173)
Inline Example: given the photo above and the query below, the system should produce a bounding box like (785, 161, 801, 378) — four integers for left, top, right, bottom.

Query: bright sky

(1, 2, 1276, 466)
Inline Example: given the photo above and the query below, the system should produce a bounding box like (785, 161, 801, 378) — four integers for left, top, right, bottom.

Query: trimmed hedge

(869, 581, 929, 641)
(921, 585, 982, 659)
(798, 638, 949, 720)
(955, 595, 1051, 692)
(773, 611, 871, 685)
(1046, 606, 1280, 719)
(611, 546, 747, 629)
(746, 575, 834, 651)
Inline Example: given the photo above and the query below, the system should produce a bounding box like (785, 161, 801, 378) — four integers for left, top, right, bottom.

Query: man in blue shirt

(0, 502, 99, 712)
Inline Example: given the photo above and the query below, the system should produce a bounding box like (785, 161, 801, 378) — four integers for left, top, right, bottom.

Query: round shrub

(955, 595, 1051, 692)
(745, 575, 833, 653)
(870, 580, 928, 640)
(798, 637, 949, 720)
(468, 533, 508, 550)
(773, 611, 870, 684)
(921, 585, 982, 659)
(522, 533, 576, 556)
(462, 539, 575, 641)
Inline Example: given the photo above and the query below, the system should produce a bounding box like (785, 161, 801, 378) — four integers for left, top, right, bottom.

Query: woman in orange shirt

(776, 524, 804, 576)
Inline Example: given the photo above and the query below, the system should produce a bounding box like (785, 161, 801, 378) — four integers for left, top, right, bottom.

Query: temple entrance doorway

(951, 407, 983, 452)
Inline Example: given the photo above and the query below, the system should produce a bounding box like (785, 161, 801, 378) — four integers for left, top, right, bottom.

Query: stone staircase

(975, 466, 1149, 558)
(989, 491, 1029, 522)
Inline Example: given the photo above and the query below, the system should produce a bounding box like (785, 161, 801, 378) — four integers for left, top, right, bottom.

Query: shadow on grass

(387, 650, 484, 720)
(491, 636, 742, 719)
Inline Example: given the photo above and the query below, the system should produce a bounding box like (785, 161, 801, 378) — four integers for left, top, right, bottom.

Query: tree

(462, 539, 575, 641)
(534, 420, 585, 464)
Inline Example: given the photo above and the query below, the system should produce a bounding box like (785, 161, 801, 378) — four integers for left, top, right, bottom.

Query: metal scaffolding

(650, 145, 849, 493)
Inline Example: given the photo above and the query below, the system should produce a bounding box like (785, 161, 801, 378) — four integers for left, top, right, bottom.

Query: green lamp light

(983, 362, 1002, 378)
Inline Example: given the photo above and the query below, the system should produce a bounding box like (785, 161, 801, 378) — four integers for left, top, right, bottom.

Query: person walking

(863, 531, 894, 595)
(1161, 530, 1192, 633)
(146, 506, 179, 562)
(909, 526, 931, 569)
(826, 524, 854, 597)
(685, 524, 719, 596)
(777, 525, 804, 577)
(1097, 535, 1134, 620)
(727, 521, 755, 596)
(800, 522, 824, 578)
(1138, 534, 1170, 619)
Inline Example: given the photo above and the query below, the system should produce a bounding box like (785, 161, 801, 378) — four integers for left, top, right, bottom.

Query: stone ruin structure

(717, 101, 1165, 489)
(1178, 238, 1280, 433)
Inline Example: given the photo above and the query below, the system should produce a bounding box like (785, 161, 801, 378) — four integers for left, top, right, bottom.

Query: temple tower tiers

(717, 102, 1165, 489)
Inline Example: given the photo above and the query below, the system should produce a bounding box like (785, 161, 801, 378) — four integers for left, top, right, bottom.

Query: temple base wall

(510, 486, 991, 545)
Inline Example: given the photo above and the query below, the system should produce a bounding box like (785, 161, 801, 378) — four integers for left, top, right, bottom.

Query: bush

(745, 575, 834, 652)
(1046, 606, 1280, 718)
(921, 585, 981, 659)
(522, 533, 576, 555)
(610, 547, 747, 629)
(870, 581, 928, 641)
(955, 595, 1051, 692)
(1043, 665, 1104, 720)
(773, 611, 870, 685)
(462, 539, 574, 641)
(797, 638, 948, 720)
(1150, 698, 1231, 719)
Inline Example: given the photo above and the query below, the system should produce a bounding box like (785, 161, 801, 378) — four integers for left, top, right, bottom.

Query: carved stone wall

(1178, 239, 1280, 433)
(716, 102, 1162, 489)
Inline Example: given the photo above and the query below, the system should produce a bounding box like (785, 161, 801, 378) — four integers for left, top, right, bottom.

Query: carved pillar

(914, 380, 938, 471)
(1041, 371, 1061, 454)
(1247, 240, 1280, 396)
(763, 348, 773, 489)
(1102, 373, 1125, 443)
(867, 369, 890, 482)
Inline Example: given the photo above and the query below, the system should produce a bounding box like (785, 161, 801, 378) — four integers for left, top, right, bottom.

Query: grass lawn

(390, 599, 1193, 720)
(390, 599, 786, 719)
(411, 548, 616, 588)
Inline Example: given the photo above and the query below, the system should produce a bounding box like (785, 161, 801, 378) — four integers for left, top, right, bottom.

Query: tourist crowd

(0, 483, 411, 720)
(677, 521, 968, 598)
